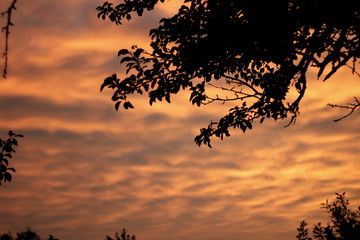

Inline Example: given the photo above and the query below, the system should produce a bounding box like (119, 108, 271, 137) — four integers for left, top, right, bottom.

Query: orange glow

(1, 1, 360, 240)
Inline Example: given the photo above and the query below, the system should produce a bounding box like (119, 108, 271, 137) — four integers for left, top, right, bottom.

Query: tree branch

(328, 97, 360, 122)
(2, 0, 18, 78)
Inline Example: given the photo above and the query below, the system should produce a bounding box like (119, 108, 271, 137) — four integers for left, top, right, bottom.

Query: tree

(297, 192, 360, 240)
(0, 130, 23, 185)
(0, 227, 132, 240)
(0, 228, 40, 240)
(97, 0, 360, 147)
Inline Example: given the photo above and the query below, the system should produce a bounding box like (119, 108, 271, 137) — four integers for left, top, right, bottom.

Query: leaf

(1, 164, 7, 172)
(11, 139, 18, 146)
(143, 83, 149, 92)
(118, 49, 129, 56)
(115, 101, 121, 111)
(3, 158, 8, 166)
(133, 48, 144, 58)
(4, 145, 14, 153)
(127, 102, 134, 109)
(165, 94, 171, 103)
(245, 121, 252, 130)
(239, 123, 246, 132)
(4, 172, 12, 182)
(7, 167, 15, 172)
(120, 57, 134, 64)
(8, 130, 14, 137)
(260, 117, 265, 124)
(136, 8, 144, 16)
(123, 101, 134, 109)
(100, 75, 116, 91)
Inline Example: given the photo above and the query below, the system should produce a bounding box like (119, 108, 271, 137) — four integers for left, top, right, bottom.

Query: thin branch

(346, 63, 360, 77)
(221, 74, 260, 95)
(328, 97, 360, 122)
(204, 79, 261, 106)
(2, 0, 18, 78)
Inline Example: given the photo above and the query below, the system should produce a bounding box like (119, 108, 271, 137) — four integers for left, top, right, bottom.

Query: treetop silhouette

(97, 0, 360, 147)
(297, 192, 360, 240)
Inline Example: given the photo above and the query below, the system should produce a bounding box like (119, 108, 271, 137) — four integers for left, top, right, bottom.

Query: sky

(1, 1, 360, 240)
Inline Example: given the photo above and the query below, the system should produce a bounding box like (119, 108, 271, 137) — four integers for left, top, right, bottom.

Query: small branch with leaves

(0, 130, 23, 185)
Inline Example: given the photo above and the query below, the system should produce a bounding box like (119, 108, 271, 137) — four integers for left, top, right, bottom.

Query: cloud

(1, 1, 360, 240)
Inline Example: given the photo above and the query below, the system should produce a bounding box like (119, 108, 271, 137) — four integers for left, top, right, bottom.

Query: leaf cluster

(0, 130, 23, 185)
(98, 0, 360, 147)
(96, 0, 165, 24)
(100, 45, 193, 110)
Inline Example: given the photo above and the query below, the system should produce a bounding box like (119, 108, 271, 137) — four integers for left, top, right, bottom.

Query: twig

(2, 0, 18, 78)
(328, 97, 360, 122)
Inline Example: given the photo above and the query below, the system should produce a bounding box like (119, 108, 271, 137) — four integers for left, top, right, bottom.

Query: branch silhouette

(328, 97, 360, 122)
(2, 0, 18, 78)
(98, 1, 360, 147)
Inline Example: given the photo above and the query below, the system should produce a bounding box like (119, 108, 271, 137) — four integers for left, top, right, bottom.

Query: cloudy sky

(1, 1, 360, 240)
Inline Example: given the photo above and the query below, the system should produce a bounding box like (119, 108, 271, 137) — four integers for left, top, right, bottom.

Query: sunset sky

(1, 1, 360, 240)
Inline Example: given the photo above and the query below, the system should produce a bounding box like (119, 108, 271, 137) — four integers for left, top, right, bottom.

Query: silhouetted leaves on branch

(297, 192, 360, 240)
(0, 130, 23, 185)
(98, 0, 360, 147)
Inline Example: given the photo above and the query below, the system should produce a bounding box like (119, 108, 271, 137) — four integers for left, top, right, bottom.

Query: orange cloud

(1, 1, 360, 240)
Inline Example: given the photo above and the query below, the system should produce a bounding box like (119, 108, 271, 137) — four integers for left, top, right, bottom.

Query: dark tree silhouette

(106, 229, 136, 240)
(0, 130, 23, 185)
(1, 0, 18, 78)
(0, 229, 58, 240)
(0, 228, 133, 240)
(0, 228, 40, 240)
(97, 0, 360, 147)
(297, 192, 360, 240)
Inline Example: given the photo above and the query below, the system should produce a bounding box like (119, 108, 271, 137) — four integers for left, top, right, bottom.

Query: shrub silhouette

(297, 192, 360, 240)
(0, 228, 40, 240)
(106, 228, 136, 240)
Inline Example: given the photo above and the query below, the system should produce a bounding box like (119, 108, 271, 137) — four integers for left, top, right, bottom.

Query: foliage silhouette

(0, 228, 41, 240)
(97, 0, 360, 147)
(106, 228, 136, 240)
(0, 228, 58, 240)
(0, 130, 23, 185)
(297, 192, 360, 240)
(0, 228, 134, 240)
